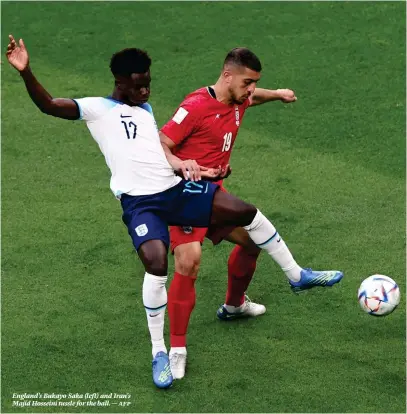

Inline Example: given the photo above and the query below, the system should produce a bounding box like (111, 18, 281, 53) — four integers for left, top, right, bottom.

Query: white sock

(224, 303, 244, 313)
(142, 272, 168, 357)
(170, 347, 187, 356)
(244, 210, 302, 282)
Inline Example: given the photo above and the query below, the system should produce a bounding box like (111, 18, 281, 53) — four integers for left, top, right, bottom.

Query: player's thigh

(211, 190, 257, 227)
(224, 227, 260, 255)
(204, 184, 237, 246)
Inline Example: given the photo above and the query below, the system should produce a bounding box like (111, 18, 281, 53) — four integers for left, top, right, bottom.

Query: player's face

(118, 71, 151, 105)
(227, 67, 261, 104)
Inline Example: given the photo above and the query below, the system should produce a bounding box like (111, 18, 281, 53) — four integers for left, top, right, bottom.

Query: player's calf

(138, 241, 173, 388)
(212, 194, 344, 290)
(242, 209, 344, 290)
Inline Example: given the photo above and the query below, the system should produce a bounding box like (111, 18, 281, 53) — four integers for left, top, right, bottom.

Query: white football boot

(169, 348, 187, 380)
(217, 295, 266, 320)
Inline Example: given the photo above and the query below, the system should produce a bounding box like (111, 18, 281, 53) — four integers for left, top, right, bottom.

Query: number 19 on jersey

(222, 132, 232, 152)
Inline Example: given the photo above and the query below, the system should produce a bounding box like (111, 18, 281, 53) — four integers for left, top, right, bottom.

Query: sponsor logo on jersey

(172, 107, 189, 124)
(235, 106, 240, 126)
(183, 226, 193, 234)
(135, 224, 148, 237)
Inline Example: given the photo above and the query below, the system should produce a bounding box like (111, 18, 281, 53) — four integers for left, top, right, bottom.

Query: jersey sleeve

(73, 97, 116, 122)
(160, 102, 200, 145)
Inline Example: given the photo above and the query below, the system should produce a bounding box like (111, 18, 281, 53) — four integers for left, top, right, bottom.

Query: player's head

(110, 48, 152, 105)
(222, 48, 262, 104)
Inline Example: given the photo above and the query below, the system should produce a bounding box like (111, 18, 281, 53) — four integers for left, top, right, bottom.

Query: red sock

(226, 245, 260, 307)
(168, 272, 196, 348)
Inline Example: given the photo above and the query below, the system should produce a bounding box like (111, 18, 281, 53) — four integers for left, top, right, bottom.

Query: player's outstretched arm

(159, 131, 226, 182)
(6, 35, 79, 120)
(250, 88, 297, 107)
(160, 131, 202, 181)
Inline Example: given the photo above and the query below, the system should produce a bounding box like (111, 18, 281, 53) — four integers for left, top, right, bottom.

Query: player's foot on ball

(169, 348, 187, 380)
(289, 268, 344, 293)
(152, 351, 173, 389)
(217, 295, 266, 321)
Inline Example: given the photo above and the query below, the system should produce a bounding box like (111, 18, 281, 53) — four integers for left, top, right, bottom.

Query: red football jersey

(161, 87, 250, 169)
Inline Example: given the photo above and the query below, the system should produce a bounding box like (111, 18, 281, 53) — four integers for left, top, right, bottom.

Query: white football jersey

(74, 97, 181, 196)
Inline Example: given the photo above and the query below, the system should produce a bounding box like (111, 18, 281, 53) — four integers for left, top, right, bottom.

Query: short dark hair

(110, 48, 151, 77)
(224, 47, 262, 72)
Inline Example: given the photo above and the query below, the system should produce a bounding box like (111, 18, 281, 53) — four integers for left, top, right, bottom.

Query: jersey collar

(105, 96, 125, 105)
(206, 86, 217, 99)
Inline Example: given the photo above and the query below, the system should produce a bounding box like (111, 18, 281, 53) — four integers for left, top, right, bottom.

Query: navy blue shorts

(121, 180, 219, 250)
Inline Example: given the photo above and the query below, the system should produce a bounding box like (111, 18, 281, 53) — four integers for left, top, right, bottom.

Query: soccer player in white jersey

(6, 34, 343, 388)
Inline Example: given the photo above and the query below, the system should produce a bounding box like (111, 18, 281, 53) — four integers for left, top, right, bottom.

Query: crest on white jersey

(235, 106, 240, 126)
(135, 224, 148, 237)
(173, 107, 189, 124)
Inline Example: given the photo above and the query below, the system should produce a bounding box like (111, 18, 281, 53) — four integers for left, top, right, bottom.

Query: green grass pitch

(2, 1, 405, 413)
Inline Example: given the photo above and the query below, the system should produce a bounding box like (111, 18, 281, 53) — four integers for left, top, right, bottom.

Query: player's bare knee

(147, 261, 168, 276)
(138, 241, 168, 276)
(235, 203, 257, 226)
(143, 255, 168, 276)
(228, 196, 257, 226)
(176, 253, 201, 276)
(174, 245, 202, 277)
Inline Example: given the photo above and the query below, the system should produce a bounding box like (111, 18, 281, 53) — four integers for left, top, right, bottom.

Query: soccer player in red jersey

(160, 48, 341, 379)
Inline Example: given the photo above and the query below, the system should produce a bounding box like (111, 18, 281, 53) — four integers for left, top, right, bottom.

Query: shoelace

(170, 353, 185, 365)
(170, 354, 179, 364)
(243, 294, 256, 311)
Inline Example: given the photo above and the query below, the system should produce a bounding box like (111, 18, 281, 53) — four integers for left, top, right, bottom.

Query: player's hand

(179, 159, 202, 181)
(200, 168, 219, 181)
(6, 35, 29, 72)
(201, 164, 232, 181)
(219, 164, 232, 179)
(277, 89, 297, 103)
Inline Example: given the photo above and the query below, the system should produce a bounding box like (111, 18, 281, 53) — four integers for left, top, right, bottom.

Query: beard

(229, 87, 247, 105)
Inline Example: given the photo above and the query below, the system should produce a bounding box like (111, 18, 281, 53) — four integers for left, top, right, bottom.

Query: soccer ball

(358, 275, 400, 316)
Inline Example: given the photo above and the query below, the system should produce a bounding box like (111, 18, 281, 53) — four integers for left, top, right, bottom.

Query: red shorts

(169, 185, 235, 252)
